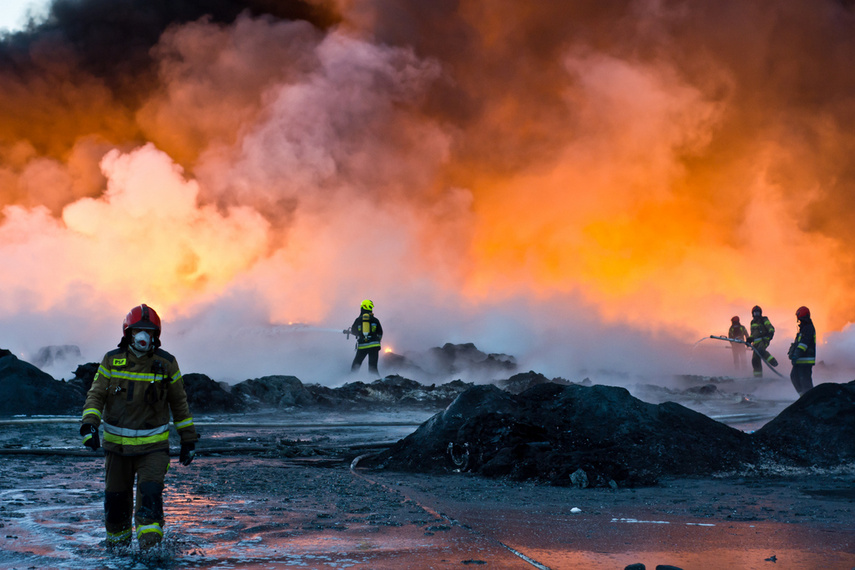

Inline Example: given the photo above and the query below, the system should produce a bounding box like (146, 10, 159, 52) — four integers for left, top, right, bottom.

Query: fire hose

(708, 335, 786, 378)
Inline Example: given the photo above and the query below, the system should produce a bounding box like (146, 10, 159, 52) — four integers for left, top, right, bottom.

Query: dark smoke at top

(0, 0, 339, 158)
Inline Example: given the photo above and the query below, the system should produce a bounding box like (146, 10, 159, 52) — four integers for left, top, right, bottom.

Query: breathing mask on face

(131, 330, 154, 353)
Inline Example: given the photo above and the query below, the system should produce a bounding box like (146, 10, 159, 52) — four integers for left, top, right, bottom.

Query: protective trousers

(351, 347, 380, 375)
(751, 340, 775, 377)
(790, 364, 814, 396)
(730, 344, 746, 370)
(104, 450, 170, 548)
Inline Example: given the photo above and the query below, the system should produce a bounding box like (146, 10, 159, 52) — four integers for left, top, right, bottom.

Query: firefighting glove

(80, 424, 100, 451)
(179, 442, 195, 466)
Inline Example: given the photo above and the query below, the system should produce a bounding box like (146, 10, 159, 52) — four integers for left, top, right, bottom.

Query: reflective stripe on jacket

(81, 347, 197, 455)
(750, 316, 775, 346)
(793, 318, 817, 365)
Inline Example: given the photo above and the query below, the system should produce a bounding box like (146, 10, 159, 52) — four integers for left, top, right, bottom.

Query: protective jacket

(750, 315, 775, 348)
(728, 324, 748, 343)
(350, 310, 383, 350)
(790, 317, 816, 365)
(82, 347, 197, 456)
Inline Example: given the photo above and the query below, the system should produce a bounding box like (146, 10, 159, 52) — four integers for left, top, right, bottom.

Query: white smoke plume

(0, 1, 853, 389)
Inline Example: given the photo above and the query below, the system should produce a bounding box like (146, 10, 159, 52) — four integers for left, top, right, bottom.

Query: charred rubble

(0, 348, 478, 415)
(383, 342, 517, 380)
(3, 345, 855, 488)
(0, 351, 85, 415)
(361, 379, 855, 487)
(359, 382, 757, 487)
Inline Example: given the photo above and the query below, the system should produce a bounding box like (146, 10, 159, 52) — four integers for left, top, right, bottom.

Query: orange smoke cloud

(0, 0, 853, 382)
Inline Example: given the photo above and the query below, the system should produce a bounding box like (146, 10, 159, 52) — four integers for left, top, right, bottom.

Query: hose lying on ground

(0, 441, 396, 457)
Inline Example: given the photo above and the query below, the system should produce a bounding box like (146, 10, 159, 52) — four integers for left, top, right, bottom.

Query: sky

(1, 0, 854, 390)
(0, 0, 46, 32)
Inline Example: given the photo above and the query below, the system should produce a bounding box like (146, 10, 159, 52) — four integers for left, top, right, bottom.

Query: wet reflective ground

(0, 455, 528, 569)
(1, 406, 854, 569)
(377, 471, 855, 569)
(2, 453, 854, 570)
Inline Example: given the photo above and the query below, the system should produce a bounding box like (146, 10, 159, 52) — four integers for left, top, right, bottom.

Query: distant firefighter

(747, 305, 778, 377)
(347, 299, 384, 376)
(727, 316, 749, 370)
(80, 304, 197, 550)
(788, 306, 816, 396)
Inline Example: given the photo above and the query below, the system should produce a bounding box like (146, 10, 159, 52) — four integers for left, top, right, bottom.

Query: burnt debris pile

(753, 381, 855, 466)
(360, 383, 756, 487)
(181, 373, 472, 412)
(361, 380, 855, 487)
(0, 353, 84, 415)
(383, 342, 517, 380)
(0, 348, 474, 414)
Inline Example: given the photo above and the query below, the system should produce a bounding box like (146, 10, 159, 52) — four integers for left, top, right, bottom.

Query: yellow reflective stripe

(96, 364, 112, 379)
(82, 433, 93, 444)
(103, 422, 168, 437)
(107, 528, 132, 543)
(82, 408, 102, 420)
(174, 417, 194, 429)
(358, 341, 381, 349)
(110, 370, 168, 382)
(171, 371, 182, 384)
(103, 431, 169, 446)
(136, 522, 163, 538)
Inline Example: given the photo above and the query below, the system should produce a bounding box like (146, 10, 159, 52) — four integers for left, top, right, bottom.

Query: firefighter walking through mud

(346, 299, 383, 376)
(80, 304, 197, 550)
(789, 306, 816, 396)
(747, 305, 778, 377)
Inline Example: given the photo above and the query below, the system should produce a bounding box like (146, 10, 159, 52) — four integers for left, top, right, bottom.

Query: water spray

(234, 323, 351, 337)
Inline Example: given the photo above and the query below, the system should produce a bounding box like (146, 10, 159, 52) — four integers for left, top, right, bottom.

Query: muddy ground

(1, 412, 854, 570)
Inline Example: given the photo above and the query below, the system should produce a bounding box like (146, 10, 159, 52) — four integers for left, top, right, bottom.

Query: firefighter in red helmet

(788, 306, 816, 396)
(746, 305, 778, 377)
(80, 304, 197, 550)
(727, 316, 749, 371)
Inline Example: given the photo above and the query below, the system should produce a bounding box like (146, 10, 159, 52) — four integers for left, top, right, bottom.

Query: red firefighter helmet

(796, 306, 810, 319)
(731, 316, 740, 324)
(122, 304, 162, 337)
(751, 305, 762, 317)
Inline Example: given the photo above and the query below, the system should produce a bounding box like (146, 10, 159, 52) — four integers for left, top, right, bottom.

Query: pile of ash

(360, 380, 855, 487)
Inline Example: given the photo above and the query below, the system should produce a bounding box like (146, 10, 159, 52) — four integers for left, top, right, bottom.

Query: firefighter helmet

(361, 299, 374, 311)
(752, 305, 762, 317)
(796, 306, 810, 319)
(123, 304, 162, 336)
(731, 316, 740, 324)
